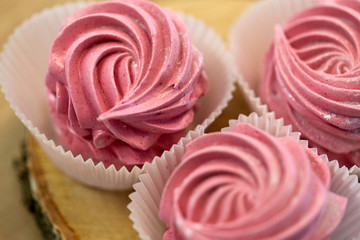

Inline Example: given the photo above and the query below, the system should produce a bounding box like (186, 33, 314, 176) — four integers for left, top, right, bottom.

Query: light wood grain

(28, 136, 139, 240)
(0, 0, 254, 239)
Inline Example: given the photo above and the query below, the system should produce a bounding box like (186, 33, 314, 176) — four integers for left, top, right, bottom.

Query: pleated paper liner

(230, 0, 319, 93)
(0, 2, 238, 190)
(128, 113, 360, 240)
(349, 166, 360, 181)
(229, 0, 321, 124)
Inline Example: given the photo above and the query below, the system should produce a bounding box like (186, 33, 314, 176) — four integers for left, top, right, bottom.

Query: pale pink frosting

(260, 0, 360, 166)
(159, 123, 347, 240)
(45, 0, 208, 170)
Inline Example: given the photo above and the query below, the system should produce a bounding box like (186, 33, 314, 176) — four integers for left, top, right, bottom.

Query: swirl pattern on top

(45, 0, 208, 170)
(260, 0, 360, 166)
(159, 123, 347, 240)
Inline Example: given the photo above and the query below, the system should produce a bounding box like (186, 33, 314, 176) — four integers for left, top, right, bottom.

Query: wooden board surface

(27, 136, 138, 240)
(0, 0, 254, 239)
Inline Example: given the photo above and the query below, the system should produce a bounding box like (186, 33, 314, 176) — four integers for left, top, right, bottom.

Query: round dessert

(259, 0, 360, 167)
(45, 0, 208, 170)
(159, 123, 347, 240)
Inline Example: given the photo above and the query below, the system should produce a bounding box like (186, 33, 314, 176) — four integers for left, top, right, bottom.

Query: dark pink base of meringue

(51, 113, 183, 171)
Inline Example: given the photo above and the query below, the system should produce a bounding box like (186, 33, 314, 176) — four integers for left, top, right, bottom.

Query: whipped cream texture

(260, 0, 360, 166)
(159, 123, 347, 240)
(46, 0, 208, 170)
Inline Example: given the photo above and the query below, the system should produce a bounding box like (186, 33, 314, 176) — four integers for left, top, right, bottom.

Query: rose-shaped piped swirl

(45, 0, 208, 170)
(260, 0, 360, 166)
(159, 123, 347, 240)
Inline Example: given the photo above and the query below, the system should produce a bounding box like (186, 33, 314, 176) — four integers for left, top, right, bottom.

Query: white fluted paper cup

(349, 165, 360, 179)
(0, 2, 236, 190)
(128, 112, 360, 240)
(229, 0, 320, 116)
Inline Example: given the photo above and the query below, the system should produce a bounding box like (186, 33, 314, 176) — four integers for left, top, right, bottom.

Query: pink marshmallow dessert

(259, 0, 360, 168)
(128, 113, 360, 240)
(160, 123, 346, 240)
(45, 0, 208, 171)
(0, 0, 236, 189)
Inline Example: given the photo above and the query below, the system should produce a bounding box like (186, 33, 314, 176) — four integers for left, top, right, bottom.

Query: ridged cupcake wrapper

(328, 162, 360, 240)
(0, 2, 236, 190)
(349, 165, 360, 179)
(128, 112, 360, 239)
(229, 0, 322, 117)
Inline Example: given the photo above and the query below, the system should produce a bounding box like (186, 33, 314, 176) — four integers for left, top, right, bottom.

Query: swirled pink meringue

(159, 123, 347, 240)
(45, 0, 208, 170)
(260, 0, 360, 166)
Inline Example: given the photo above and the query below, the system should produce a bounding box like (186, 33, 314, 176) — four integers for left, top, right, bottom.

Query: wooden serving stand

(25, 136, 138, 240)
